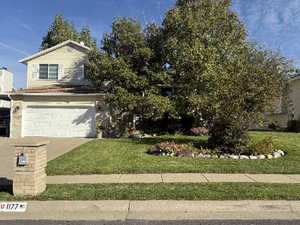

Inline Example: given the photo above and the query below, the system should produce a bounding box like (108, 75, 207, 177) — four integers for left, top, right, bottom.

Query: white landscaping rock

(267, 154, 273, 159)
(212, 155, 219, 158)
(239, 155, 250, 159)
(277, 150, 285, 156)
(257, 155, 266, 159)
(229, 155, 239, 159)
(219, 155, 226, 159)
(249, 155, 258, 160)
(197, 153, 204, 158)
(273, 152, 281, 158)
(143, 134, 152, 138)
(203, 154, 211, 158)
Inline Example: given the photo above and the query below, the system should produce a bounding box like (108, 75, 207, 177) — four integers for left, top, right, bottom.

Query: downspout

(8, 94, 12, 138)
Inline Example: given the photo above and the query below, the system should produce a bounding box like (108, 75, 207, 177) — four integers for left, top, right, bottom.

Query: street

(0, 220, 299, 225)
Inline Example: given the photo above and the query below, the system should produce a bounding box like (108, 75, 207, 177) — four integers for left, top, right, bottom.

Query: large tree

(79, 26, 97, 49)
(87, 0, 292, 152)
(40, 14, 96, 50)
(162, 0, 290, 153)
(86, 18, 174, 132)
(40, 14, 79, 50)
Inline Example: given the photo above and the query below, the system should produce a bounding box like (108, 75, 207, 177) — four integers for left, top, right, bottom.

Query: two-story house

(5, 40, 107, 138)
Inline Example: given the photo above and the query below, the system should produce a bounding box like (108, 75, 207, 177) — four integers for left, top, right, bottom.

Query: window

(39, 64, 58, 80)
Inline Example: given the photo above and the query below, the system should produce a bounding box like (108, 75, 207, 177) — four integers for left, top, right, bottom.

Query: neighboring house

(0, 67, 13, 136)
(263, 76, 300, 129)
(0, 67, 13, 108)
(0, 40, 108, 138)
(289, 76, 300, 121)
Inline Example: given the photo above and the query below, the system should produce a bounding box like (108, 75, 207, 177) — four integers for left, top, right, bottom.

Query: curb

(0, 200, 300, 221)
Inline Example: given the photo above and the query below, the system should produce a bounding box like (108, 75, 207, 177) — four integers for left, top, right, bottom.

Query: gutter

(8, 92, 104, 97)
(0, 93, 11, 101)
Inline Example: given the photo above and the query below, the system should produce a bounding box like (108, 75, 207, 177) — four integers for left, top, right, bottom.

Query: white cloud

(9, 17, 34, 32)
(0, 42, 29, 56)
(232, 0, 300, 66)
(19, 22, 33, 32)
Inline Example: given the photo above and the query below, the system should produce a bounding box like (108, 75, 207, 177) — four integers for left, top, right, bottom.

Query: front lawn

(1, 183, 300, 200)
(46, 131, 300, 175)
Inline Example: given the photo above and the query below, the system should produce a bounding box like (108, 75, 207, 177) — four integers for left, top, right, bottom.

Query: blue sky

(1, 0, 300, 89)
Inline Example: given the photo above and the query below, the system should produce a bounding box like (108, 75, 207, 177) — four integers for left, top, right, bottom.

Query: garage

(22, 106, 96, 138)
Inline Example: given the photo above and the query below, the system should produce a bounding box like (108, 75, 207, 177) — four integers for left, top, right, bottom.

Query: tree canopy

(86, 18, 175, 131)
(161, 0, 290, 153)
(85, 0, 292, 152)
(40, 14, 96, 50)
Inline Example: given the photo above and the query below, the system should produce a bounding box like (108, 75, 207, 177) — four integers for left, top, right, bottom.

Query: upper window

(39, 64, 58, 80)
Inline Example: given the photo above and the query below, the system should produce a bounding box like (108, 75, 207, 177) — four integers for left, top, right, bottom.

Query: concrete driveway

(0, 137, 91, 180)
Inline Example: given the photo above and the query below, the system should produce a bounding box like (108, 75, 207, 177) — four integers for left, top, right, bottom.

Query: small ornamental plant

(96, 121, 104, 138)
(96, 121, 102, 133)
(245, 137, 277, 156)
(125, 127, 143, 138)
(190, 127, 209, 136)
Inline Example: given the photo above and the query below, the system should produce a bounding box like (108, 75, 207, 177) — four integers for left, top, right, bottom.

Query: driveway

(0, 137, 91, 180)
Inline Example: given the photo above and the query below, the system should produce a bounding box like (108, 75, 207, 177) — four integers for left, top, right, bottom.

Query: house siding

(290, 79, 300, 120)
(0, 69, 13, 108)
(26, 45, 90, 88)
(263, 78, 300, 129)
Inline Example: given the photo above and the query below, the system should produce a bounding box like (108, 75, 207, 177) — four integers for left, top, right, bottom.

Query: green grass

(46, 131, 300, 175)
(1, 183, 300, 200)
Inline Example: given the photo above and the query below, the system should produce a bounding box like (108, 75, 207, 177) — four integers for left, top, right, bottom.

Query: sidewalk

(47, 173, 300, 184)
(1, 200, 300, 221)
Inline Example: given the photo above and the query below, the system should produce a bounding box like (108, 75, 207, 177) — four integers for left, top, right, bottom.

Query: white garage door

(22, 106, 96, 138)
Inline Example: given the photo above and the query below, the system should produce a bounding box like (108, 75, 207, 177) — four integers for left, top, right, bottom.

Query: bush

(208, 120, 250, 155)
(124, 128, 143, 138)
(190, 127, 209, 136)
(287, 120, 300, 132)
(137, 116, 195, 135)
(268, 121, 280, 131)
(148, 141, 219, 157)
(149, 141, 197, 155)
(245, 137, 276, 156)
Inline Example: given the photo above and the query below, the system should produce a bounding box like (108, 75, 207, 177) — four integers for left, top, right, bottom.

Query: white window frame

(39, 64, 59, 80)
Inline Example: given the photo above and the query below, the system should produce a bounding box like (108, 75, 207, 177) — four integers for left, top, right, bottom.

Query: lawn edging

(1, 183, 300, 201)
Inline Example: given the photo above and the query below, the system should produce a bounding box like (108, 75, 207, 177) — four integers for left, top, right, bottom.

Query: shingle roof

(14, 85, 99, 94)
(19, 40, 90, 64)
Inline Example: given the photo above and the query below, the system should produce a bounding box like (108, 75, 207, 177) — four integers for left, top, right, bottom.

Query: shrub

(208, 120, 250, 155)
(148, 141, 198, 156)
(268, 122, 280, 131)
(148, 141, 219, 157)
(287, 120, 300, 132)
(190, 127, 209, 136)
(245, 137, 276, 155)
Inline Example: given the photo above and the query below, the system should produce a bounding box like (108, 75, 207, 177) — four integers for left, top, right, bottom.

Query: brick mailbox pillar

(12, 141, 49, 196)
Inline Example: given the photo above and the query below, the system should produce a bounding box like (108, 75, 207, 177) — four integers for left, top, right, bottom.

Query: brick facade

(12, 141, 48, 196)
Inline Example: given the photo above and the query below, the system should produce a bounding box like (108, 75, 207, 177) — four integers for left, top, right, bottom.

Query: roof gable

(19, 40, 91, 64)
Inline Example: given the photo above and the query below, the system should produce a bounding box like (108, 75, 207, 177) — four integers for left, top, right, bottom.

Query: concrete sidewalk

(1, 200, 300, 221)
(47, 173, 300, 184)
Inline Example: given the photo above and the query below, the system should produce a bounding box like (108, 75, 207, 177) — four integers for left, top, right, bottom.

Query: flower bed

(147, 140, 285, 160)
